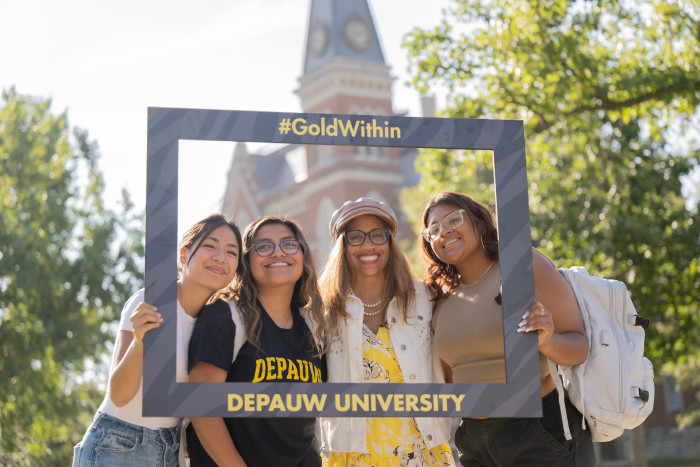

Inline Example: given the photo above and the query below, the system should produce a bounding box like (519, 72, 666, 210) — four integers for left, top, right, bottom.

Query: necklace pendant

(462, 261, 495, 288)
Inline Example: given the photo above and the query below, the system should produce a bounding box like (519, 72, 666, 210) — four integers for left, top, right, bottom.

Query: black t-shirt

(186, 299, 324, 467)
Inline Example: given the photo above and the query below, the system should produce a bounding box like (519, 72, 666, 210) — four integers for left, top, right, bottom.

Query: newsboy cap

(329, 197, 398, 241)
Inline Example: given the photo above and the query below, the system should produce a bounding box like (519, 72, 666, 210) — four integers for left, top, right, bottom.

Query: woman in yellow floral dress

(319, 197, 455, 467)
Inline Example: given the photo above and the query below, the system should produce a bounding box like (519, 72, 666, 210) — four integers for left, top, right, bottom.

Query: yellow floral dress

(327, 325, 455, 467)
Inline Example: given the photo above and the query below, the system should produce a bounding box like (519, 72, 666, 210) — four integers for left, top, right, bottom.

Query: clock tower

(298, 0, 394, 117)
(222, 0, 417, 262)
(293, 0, 407, 257)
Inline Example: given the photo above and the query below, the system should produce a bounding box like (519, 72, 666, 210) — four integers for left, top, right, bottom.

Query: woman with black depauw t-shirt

(186, 216, 327, 467)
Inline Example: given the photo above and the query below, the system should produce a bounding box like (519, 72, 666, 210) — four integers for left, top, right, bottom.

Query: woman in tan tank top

(420, 192, 595, 467)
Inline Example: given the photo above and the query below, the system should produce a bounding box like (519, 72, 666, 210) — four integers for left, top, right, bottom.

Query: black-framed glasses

(423, 209, 466, 242)
(251, 240, 301, 257)
(343, 228, 391, 246)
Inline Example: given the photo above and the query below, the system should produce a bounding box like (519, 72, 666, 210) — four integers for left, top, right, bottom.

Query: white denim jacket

(320, 279, 452, 453)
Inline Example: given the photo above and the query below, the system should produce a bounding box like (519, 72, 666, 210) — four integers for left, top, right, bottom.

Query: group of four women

(73, 192, 595, 467)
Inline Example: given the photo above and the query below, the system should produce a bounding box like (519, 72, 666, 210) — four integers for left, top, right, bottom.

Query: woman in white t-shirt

(72, 214, 243, 467)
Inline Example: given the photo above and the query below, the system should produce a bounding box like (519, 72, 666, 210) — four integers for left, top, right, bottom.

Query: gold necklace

(462, 261, 495, 288)
(282, 311, 293, 328)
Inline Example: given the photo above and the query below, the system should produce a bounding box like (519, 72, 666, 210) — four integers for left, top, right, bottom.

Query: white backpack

(549, 266, 655, 443)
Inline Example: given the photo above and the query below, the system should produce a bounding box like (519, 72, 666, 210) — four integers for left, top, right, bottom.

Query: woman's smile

(358, 253, 379, 264)
(206, 265, 226, 275)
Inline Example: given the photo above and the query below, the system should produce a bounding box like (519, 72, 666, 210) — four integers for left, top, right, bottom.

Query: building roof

(303, 0, 385, 73)
(250, 145, 299, 194)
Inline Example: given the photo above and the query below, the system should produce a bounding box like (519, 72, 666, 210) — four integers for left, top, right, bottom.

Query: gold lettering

(302, 394, 326, 411)
(276, 357, 287, 379)
(287, 394, 301, 411)
(292, 118, 307, 135)
(269, 394, 286, 411)
(376, 394, 392, 412)
(326, 117, 337, 136)
(228, 394, 242, 411)
(256, 393, 270, 410)
(451, 394, 465, 411)
(252, 359, 266, 382)
(266, 357, 276, 380)
(312, 364, 322, 383)
(419, 393, 433, 412)
(298, 359, 309, 381)
(394, 394, 404, 411)
(371, 119, 383, 138)
(335, 394, 350, 411)
(405, 394, 419, 412)
(244, 393, 255, 411)
(439, 394, 452, 411)
(287, 359, 299, 380)
(352, 394, 369, 411)
(337, 119, 360, 137)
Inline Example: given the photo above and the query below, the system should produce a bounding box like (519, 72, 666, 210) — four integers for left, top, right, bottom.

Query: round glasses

(422, 209, 466, 242)
(251, 240, 301, 257)
(343, 228, 391, 246)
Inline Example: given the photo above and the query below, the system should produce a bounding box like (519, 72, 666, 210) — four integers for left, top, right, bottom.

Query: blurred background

(1, 0, 699, 465)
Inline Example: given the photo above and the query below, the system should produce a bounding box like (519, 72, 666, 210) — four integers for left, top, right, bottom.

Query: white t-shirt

(98, 289, 196, 430)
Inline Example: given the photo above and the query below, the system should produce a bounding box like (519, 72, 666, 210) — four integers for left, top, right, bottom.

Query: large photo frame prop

(145, 108, 539, 418)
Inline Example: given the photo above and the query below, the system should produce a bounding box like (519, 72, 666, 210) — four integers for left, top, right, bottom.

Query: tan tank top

(434, 263, 549, 384)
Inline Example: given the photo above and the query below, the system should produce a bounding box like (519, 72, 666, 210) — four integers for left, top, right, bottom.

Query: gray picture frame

(144, 108, 540, 417)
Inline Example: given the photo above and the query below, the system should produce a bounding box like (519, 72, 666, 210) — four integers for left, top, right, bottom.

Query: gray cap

(329, 197, 398, 241)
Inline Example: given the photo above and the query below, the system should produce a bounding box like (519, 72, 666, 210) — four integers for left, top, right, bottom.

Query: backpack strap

(300, 306, 324, 355)
(180, 300, 244, 467)
(178, 418, 190, 466)
(532, 247, 557, 268)
(548, 358, 573, 441)
(558, 268, 590, 436)
(535, 249, 575, 440)
(229, 301, 245, 362)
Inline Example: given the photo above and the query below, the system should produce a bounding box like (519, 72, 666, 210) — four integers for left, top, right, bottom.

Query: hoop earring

(480, 235, 486, 252)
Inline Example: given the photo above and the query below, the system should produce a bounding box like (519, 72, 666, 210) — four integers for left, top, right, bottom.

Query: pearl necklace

(348, 287, 383, 316)
(462, 261, 495, 288)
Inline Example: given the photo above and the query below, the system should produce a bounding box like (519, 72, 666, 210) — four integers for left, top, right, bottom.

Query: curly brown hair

(421, 192, 499, 302)
(221, 216, 326, 355)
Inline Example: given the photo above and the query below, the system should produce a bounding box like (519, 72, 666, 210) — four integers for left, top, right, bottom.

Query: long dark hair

(179, 214, 244, 281)
(231, 216, 326, 354)
(421, 192, 499, 301)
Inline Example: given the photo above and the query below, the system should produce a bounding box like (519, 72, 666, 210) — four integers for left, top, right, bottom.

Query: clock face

(343, 16, 372, 52)
(309, 22, 328, 58)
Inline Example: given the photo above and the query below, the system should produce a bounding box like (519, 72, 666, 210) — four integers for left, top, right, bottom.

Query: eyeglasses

(251, 240, 301, 257)
(343, 228, 390, 246)
(423, 209, 466, 242)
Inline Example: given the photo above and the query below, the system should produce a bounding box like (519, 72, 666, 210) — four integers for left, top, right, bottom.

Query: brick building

(220, 0, 419, 262)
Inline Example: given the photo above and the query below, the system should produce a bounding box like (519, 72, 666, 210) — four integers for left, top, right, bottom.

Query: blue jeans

(72, 412, 180, 467)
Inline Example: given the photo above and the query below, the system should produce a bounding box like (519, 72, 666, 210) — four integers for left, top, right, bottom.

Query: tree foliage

(401, 0, 700, 425)
(0, 88, 143, 465)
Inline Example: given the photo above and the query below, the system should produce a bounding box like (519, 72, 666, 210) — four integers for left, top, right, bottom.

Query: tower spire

(297, 0, 394, 115)
(303, 0, 385, 74)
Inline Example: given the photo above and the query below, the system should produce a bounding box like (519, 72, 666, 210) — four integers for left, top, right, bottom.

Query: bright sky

(0, 0, 451, 238)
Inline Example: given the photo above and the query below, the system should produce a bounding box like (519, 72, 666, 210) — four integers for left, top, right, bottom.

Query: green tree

(401, 0, 700, 426)
(0, 88, 143, 465)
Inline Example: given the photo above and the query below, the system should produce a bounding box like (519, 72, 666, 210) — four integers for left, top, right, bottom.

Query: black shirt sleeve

(188, 299, 235, 373)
